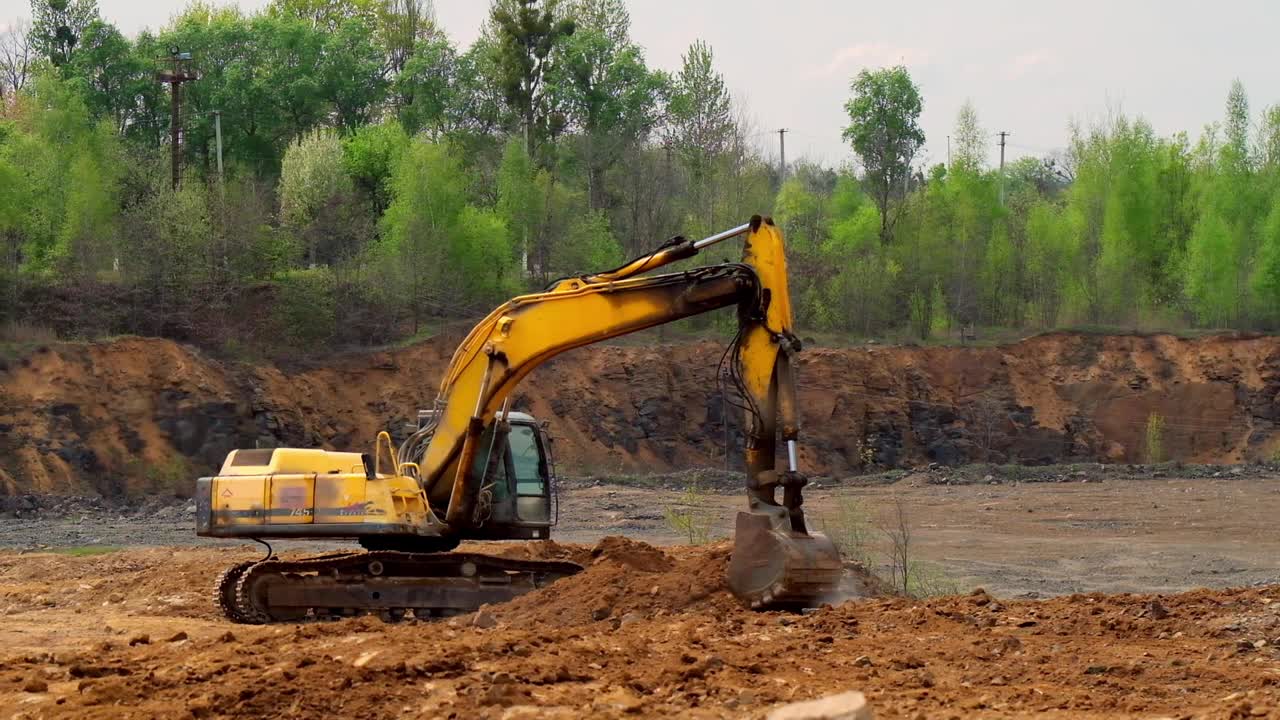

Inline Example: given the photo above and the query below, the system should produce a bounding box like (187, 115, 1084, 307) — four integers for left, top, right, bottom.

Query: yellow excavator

(197, 215, 842, 623)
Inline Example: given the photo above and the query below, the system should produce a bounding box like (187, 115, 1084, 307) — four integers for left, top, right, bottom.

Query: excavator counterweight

(197, 216, 844, 622)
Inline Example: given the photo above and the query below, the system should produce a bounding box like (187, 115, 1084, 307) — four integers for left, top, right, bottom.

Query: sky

(3, 0, 1278, 170)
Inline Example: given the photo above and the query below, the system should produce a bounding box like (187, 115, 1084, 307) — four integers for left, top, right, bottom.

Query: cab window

(508, 424, 545, 495)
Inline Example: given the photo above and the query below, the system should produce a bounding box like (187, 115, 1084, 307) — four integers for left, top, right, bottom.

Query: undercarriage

(215, 550, 582, 624)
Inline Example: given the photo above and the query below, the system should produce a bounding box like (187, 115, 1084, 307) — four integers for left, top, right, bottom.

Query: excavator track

(217, 552, 583, 624)
(215, 561, 257, 624)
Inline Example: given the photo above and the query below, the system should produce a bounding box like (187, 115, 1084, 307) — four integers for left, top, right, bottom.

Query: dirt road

(6, 470, 1277, 598)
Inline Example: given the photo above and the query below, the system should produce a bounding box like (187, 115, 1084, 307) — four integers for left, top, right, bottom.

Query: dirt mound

(1, 545, 1278, 718)
(489, 537, 732, 628)
(5, 331, 1280, 497)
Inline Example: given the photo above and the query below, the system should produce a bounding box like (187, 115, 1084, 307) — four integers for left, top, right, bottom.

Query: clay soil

(0, 539, 1278, 720)
(8, 331, 1280, 498)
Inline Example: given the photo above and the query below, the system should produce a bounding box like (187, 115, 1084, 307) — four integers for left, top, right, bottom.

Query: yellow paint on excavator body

(209, 448, 430, 528)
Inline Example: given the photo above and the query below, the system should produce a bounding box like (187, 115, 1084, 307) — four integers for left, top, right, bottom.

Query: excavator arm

(401, 215, 842, 608)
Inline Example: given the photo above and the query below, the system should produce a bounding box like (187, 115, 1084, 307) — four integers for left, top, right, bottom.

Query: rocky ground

(0, 538, 1278, 719)
(1, 466, 1280, 717)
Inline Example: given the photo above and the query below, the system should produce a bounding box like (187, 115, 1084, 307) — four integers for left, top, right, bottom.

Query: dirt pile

(4, 331, 1280, 497)
(1, 543, 1278, 718)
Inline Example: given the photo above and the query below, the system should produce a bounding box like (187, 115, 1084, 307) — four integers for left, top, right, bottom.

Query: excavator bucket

(727, 511, 844, 609)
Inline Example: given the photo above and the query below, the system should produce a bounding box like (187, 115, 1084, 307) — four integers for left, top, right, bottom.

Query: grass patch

(51, 545, 123, 557)
(663, 482, 715, 544)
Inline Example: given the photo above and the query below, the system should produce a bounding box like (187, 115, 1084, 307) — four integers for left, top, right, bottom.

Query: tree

(318, 15, 388, 130)
(379, 0, 434, 80)
(380, 140, 513, 329)
(667, 40, 734, 233)
(1185, 81, 1263, 326)
(395, 30, 458, 136)
(267, 0, 380, 32)
(2, 70, 120, 277)
(496, 136, 543, 275)
(490, 0, 575, 159)
(667, 40, 732, 180)
(279, 129, 355, 265)
(30, 0, 98, 66)
(342, 119, 410, 212)
(65, 19, 142, 134)
(119, 172, 214, 327)
(553, 0, 664, 207)
(841, 65, 924, 243)
(952, 99, 985, 171)
(0, 19, 34, 103)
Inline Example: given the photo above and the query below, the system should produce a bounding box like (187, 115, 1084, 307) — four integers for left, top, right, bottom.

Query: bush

(664, 482, 715, 544)
(820, 495, 873, 568)
(1145, 412, 1165, 464)
(274, 268, 338, 347)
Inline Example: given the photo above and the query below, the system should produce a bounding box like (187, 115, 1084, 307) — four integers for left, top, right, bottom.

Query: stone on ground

(766, 690, 872, 720)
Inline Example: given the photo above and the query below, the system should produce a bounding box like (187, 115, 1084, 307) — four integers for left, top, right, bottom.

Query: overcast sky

(4, 0, 1277, 169)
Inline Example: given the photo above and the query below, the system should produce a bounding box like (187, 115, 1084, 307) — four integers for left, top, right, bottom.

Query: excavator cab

(417, 409, 556, 536)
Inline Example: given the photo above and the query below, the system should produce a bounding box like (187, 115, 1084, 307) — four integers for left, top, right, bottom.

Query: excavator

(196, 215, 843, 623)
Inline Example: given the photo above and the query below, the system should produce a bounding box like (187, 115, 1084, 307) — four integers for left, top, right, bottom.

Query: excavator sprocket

(727, 511, 844, 609)
(217, 551, 583, 624)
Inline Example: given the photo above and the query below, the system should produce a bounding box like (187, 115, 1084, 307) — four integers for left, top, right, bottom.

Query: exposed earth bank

(4, 331, 1280, 497)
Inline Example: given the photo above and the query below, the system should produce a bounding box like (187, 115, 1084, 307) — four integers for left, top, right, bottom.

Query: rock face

(3, 331, 1280, 497)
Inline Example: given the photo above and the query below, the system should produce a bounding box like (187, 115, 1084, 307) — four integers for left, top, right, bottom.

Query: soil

(1, 538, 1278, 719)
(3, 466, 1280, 597)
(6, 332, 1280, 498)
(5, 332, 1280, 717)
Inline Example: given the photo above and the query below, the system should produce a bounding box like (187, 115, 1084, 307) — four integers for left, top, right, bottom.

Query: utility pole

(776, 128, 788, 182)
(157, 46, 196, 190)
(997, 131, 1009, 206)
(946, 135, 951, 170)
(213, 110, 223, 186)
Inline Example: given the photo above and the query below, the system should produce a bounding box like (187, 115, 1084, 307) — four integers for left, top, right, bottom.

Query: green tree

(395, 31, 458, 137)
(841, 65, 924, 243)
(952, 99, 985, 171)
(119, 171, 214, 329)
(666, 40, 734, 233)
(279, 129, 358, 265)
(2, 70, 120, 277)
(490, 0, 575, 159)
(319, 15, 388, 130)
(267, 0, 380, 32)
(380, 140, 513, 329)
(553, 0, 664, 208)
(342, 119, 410, 212)
(65, 19, 143, 134)
(379, 0, 435, 81)
(496, 136, 544, 276)
(30, 0, 99, 66)
(1185, 81, 1263, 326)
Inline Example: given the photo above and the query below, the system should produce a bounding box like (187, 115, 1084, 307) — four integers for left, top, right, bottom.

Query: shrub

(664, 482, 714, 544)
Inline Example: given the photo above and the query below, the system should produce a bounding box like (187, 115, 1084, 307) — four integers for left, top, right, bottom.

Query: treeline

(1, 0, 1279, 354)
(780, 79, 1280, 338)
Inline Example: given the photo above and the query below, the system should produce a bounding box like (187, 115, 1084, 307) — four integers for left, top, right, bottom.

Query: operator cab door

(507, 422, 551, 524)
